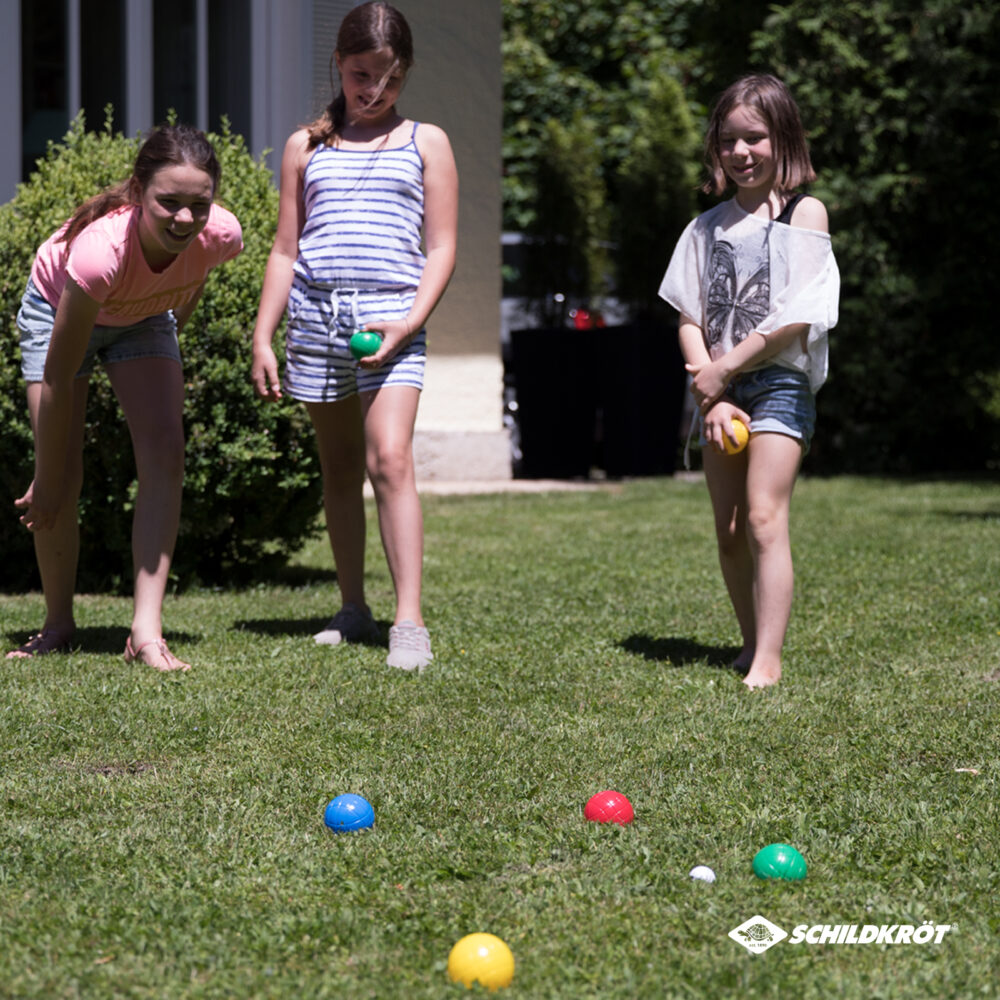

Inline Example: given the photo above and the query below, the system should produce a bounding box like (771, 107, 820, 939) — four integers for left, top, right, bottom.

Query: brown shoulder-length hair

(702, 74, 815, 197)
(59, 124, 220, 247)
(306, 1, 414, 149)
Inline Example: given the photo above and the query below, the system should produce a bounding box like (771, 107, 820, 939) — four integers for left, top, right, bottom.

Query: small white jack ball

(689, 865, 716, 883)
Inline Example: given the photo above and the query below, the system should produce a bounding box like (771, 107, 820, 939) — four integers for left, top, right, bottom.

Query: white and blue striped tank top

(294, 123, 426, 292)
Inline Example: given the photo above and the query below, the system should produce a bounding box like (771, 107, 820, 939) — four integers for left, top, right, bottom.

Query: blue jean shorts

(283, 282, 426, 403)
(17, 279, 180, 382)
(701, 364, 816, 451)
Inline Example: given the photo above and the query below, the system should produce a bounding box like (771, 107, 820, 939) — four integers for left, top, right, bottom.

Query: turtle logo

(729, 915, 788, 954)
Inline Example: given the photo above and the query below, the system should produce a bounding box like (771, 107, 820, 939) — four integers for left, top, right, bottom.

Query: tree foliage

(502, 0, 700, 313)
(752, 0, 1000, 472)
(503, 0, 1000, 473)
(520, 114, 611, 325)
(615, 67, 699, 315)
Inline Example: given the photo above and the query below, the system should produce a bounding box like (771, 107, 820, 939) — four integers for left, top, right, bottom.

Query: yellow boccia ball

(723, 417, 750, 455)
(447, 933, 515, 990)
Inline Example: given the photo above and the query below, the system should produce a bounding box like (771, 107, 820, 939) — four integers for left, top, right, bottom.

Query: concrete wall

(401, 0, 502, 360)
(385, 1, 507, 473)
(305, 2, 507, 473)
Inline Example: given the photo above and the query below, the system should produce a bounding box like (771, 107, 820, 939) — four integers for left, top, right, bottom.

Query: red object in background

(584, 790, 634, 825)
(570, 308, 607, 330)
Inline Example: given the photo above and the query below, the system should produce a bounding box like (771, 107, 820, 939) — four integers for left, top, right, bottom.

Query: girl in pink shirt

(7, 124, 243, 670)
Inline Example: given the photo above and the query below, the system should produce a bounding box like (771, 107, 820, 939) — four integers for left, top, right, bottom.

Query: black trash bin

(507, 327, 599, 478)
(597, 318, 685, 478)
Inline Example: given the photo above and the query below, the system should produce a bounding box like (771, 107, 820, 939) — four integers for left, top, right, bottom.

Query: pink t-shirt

(30, 203, 243, 327)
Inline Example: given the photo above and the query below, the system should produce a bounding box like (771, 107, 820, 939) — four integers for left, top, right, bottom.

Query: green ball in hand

(349, 330, 383, 360)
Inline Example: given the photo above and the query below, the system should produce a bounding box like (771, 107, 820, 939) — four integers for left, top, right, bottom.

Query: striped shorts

(283, 281, 426, 403)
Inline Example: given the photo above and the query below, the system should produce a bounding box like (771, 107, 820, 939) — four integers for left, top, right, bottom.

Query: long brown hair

(59, 124, 221, 247)
(702, 74, 815, 197)
(307, 1, 414, 149)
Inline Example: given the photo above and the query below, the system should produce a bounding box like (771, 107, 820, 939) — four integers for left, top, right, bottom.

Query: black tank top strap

(776, 192, 806, 225)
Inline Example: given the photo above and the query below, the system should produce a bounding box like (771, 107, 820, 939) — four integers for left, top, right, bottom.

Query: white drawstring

(330, 288, 362, 337)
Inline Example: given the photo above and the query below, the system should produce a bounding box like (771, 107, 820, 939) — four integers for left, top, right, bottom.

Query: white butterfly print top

(705, 240, 770, 350)
(658, 198, 839, 393)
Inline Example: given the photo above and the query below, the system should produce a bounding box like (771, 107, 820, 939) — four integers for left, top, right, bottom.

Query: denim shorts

(700, 364, 816, 451)
(17, 279, 180, 382)
(283, 283, 425, 403)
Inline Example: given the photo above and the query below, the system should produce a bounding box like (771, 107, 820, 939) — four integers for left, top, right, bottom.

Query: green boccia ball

(752, 843, 807, 880)
(349, 330, 383, 360)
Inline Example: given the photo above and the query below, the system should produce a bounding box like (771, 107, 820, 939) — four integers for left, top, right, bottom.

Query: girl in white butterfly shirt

(659, 74, 839, 689)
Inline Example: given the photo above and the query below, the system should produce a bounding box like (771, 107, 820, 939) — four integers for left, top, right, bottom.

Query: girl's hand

(702, 400, 752, 454)
(357, 318, 414, 369)
(686, 359, 732, 415)
(251, 343, 282, 401)
(15, 480, 60, 533)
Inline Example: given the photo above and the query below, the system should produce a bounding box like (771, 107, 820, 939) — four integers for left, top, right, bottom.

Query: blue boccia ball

(324, 793, 374, 833)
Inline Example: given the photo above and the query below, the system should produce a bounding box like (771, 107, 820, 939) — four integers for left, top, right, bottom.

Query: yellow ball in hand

(723, 418, 750, 455)
(447, 933, 515, 990)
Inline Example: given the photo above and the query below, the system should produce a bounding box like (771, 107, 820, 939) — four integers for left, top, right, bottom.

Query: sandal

(124, 636, 191, 673)
(6, 628, 75, 659)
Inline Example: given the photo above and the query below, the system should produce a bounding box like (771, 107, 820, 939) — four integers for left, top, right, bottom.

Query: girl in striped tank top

(252, 1, 457, 672)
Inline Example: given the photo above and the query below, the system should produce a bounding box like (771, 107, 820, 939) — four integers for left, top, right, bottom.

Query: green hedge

(0, 114, 322, 592)
(752, 0, 1000, 474)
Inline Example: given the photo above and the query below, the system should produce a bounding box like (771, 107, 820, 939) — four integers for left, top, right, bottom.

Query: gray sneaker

(314, 603, 378, 646)
(386, 620, 433, 672)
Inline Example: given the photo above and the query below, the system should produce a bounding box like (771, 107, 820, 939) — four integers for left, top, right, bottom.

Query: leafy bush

(752, 0, 1000, 473)
(0, 113, 322, 592)
(502, 0, 1000, 473)
(524, 115, 611, 323)
(613, 63, 699, 317)
(504, 15, 700, 325)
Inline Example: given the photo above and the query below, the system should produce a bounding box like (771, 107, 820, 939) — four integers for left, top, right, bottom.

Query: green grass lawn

(1, 476, 998, 999)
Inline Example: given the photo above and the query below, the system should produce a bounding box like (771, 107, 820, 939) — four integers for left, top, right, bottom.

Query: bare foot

(6, 626, 76, 659)
(742, 663, 781, 690)
(732, 646, 755, 672)
(124, 637, 191, 673)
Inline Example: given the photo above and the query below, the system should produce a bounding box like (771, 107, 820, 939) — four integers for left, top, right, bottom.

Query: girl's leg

(106, 357, 188, 670)
(305, 397, 369, 611)
(6, 379, 90, 657)
(702, 445, 756, 668)
(741, 432, 803, 689)
(360, 385, 423, 626)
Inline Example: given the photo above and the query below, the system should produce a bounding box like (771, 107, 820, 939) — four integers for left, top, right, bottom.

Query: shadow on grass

(232, 616, 387, 649)
(3, 626, 200, 656)
(234, 617, 325, 637)
(269, 564, 338, 587)
(619, 633, 745, 674)
(931, 509, 1000, 522)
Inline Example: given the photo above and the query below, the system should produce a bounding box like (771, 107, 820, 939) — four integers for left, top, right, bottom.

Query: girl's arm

(678, 314, 712, 369)
(19, 279, 101, 530)
(678, 312, 751, 453)
(687, 322, 809, 413)
(360, 123, 458, 368)
(687, 196, 830, 412)
(251, 129, 310, 400)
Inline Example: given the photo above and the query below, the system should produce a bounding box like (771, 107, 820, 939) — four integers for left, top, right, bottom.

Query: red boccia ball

(584, 790, 634, 825)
